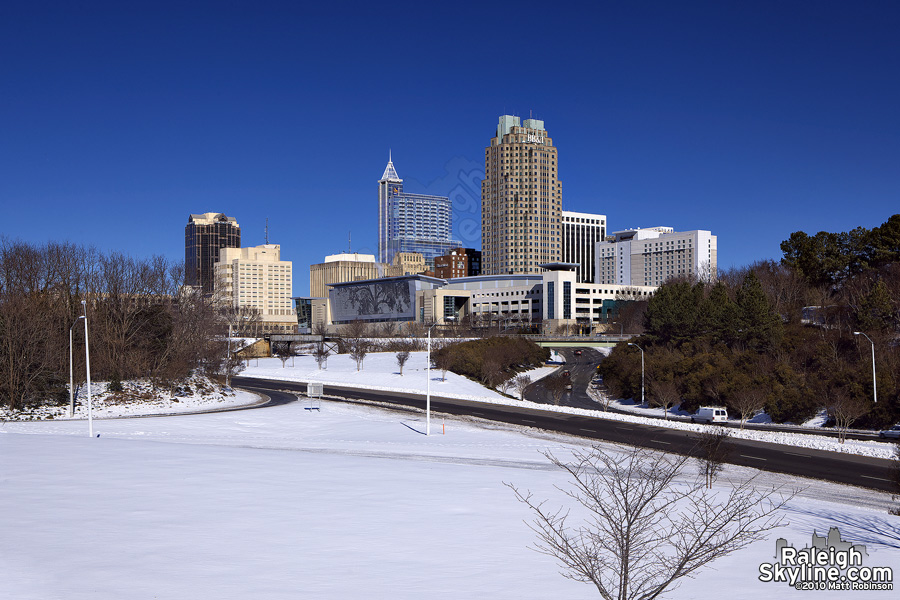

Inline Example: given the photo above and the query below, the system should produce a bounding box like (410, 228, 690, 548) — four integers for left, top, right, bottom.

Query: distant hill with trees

(600, 214, 900, 429)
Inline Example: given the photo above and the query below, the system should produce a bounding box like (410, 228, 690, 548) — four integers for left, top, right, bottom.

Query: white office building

(596, 227, 717, 286)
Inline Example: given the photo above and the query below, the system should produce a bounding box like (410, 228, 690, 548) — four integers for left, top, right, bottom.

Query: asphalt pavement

(233, 374, 899, 493)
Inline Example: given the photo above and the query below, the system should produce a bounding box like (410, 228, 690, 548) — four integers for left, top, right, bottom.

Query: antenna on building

(265, 218, 269, 245)
(348, 231, 351, 254)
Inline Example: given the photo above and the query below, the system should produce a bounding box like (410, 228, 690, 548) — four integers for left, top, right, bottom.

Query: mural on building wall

(330, 279, 415, 321)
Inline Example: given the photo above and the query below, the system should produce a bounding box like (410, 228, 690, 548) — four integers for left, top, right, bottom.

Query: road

(232, 375, 898, 493)
(529, 348, 888, 443)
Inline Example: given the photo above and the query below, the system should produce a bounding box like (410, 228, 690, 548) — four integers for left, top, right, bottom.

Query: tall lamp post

(81, 300, 93, 437)
(853, 331, 877, 404)
(69, 315, 85, 417)
(426, 316, 454, 436)
(627, 342, 645, 406)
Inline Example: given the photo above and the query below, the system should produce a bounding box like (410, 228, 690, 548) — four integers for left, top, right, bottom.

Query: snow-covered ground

(236, 352, 899, 460)
(0, 374, 261, 422)
(3, 393, 898, 599)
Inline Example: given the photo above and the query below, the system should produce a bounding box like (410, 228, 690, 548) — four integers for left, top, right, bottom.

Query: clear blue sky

(2, 1, 898, 296)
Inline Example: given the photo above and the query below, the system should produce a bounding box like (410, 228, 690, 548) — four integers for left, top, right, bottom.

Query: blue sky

(2, 1, 898, 296)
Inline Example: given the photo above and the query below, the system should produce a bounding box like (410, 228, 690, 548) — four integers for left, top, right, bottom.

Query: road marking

(521, 419, 536, 424)
(861, 475, 891, 482)
(652, 440, 671, 445)
(615, 427, 632, 431)
(579, 428, 595, 433)
(784, 452, 809, 458)
(740, 455, 767, 461)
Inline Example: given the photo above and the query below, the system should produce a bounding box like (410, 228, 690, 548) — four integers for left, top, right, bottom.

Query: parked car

(574, 350, 582, 356)
(878, 425, 900, 439)
(562, 370, 570, 378)
(691, 406, 728, 424)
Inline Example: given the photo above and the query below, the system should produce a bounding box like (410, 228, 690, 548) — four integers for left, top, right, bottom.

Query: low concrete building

(318, 267, 656, 333)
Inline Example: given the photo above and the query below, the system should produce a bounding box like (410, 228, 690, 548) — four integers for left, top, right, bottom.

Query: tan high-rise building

(481, 115, 562, 275)
(215, 244, 296, 333)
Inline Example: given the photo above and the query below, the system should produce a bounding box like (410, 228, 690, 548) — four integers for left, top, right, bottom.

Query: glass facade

(547, 281, 555, 319)
(563, 281, 571, 320)
(379, 161, 457, 268)
(185, 213, 240, 294)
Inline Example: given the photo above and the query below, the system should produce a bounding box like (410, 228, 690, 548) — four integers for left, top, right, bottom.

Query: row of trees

(431, 337, 549, 389)
(0, 239, 236, 411)
(600, 215, 900, 429)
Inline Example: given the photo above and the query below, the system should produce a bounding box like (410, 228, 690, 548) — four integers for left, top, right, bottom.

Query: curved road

(530, 348, 889, 443)
(233, 375, 898, 493)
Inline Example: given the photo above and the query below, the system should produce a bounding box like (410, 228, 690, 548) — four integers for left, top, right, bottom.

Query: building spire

(380, 150, 401, 182)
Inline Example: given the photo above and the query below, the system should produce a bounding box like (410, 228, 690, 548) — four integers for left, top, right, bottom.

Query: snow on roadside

(242, 352, 898, 460)
(0, 374, 262, 422)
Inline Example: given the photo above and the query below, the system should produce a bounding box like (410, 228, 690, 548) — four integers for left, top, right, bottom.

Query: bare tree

(508, 445, 794, 600)
(649, 379, 679, 420)
(825, 388, 870, 443)
(891, 443, 900, 516)
(543, 374, 569, 405)
(513, 374, 532, 401)
(431, 345, 453, 382)
(313, 341, 330, 370)
(730, 387, 767, 429)
(396, 350, 410, 376)
(349, 339, 369, 371)
(497, 375, 515, 395)
(695, 429, 732, 488)
(481, 356, 505, 388)
(274, 344, 294, 368)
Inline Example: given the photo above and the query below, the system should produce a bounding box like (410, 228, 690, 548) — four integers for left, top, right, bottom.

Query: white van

(692, 407, 728, 424)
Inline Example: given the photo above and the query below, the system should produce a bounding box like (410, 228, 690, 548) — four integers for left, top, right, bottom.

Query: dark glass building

(185, 213, 241, 294)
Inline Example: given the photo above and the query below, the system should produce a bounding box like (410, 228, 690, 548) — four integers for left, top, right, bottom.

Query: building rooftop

(323, 253, 376, 263)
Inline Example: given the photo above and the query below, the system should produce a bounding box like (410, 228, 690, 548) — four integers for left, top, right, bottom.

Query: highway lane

(232, 375, 898, 493)
(537, 347, 887, 443)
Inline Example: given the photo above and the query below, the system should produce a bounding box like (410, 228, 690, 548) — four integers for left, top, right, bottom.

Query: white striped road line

(521, 419, 536, 424)
(784, 452, 809, 457)
(861, 475, 891, 482)
(652, 440, 671, 445)
(740, 455, 767, 461)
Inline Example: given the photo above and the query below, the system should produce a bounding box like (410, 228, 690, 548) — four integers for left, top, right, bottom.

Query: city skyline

(2, 2, 898, 297)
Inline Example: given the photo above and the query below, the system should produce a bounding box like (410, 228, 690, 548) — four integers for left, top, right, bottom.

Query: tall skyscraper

(481, 115, 562, 275)
(185, 212, 241, 294)
(562, 210, 606, 283)
(377, 154, 456, 267)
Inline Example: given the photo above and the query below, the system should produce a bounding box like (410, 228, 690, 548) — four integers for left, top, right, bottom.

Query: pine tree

(736, 271, 783, 350)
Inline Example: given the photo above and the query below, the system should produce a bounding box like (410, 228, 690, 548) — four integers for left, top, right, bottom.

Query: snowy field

(2, 394, 898, 599)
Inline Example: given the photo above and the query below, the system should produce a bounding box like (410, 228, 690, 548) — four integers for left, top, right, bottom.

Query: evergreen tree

(736, 271, 783, 350)
(700, 281, 740, 344)
(856, 279, 894, 332)
(643, 280, 703, 345)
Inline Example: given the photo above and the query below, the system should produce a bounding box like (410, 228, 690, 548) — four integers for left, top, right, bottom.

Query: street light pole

(627, 343, 644, 406)
(853, 331, 877, 403)
(82, 300, 93, 437)
(426, 316, 454, 436)
(69, 315, 85, 417)
(226, 323, 232, 388)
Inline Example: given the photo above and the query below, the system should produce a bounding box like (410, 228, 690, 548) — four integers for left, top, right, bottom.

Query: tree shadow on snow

(783, 505, 900, 550)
